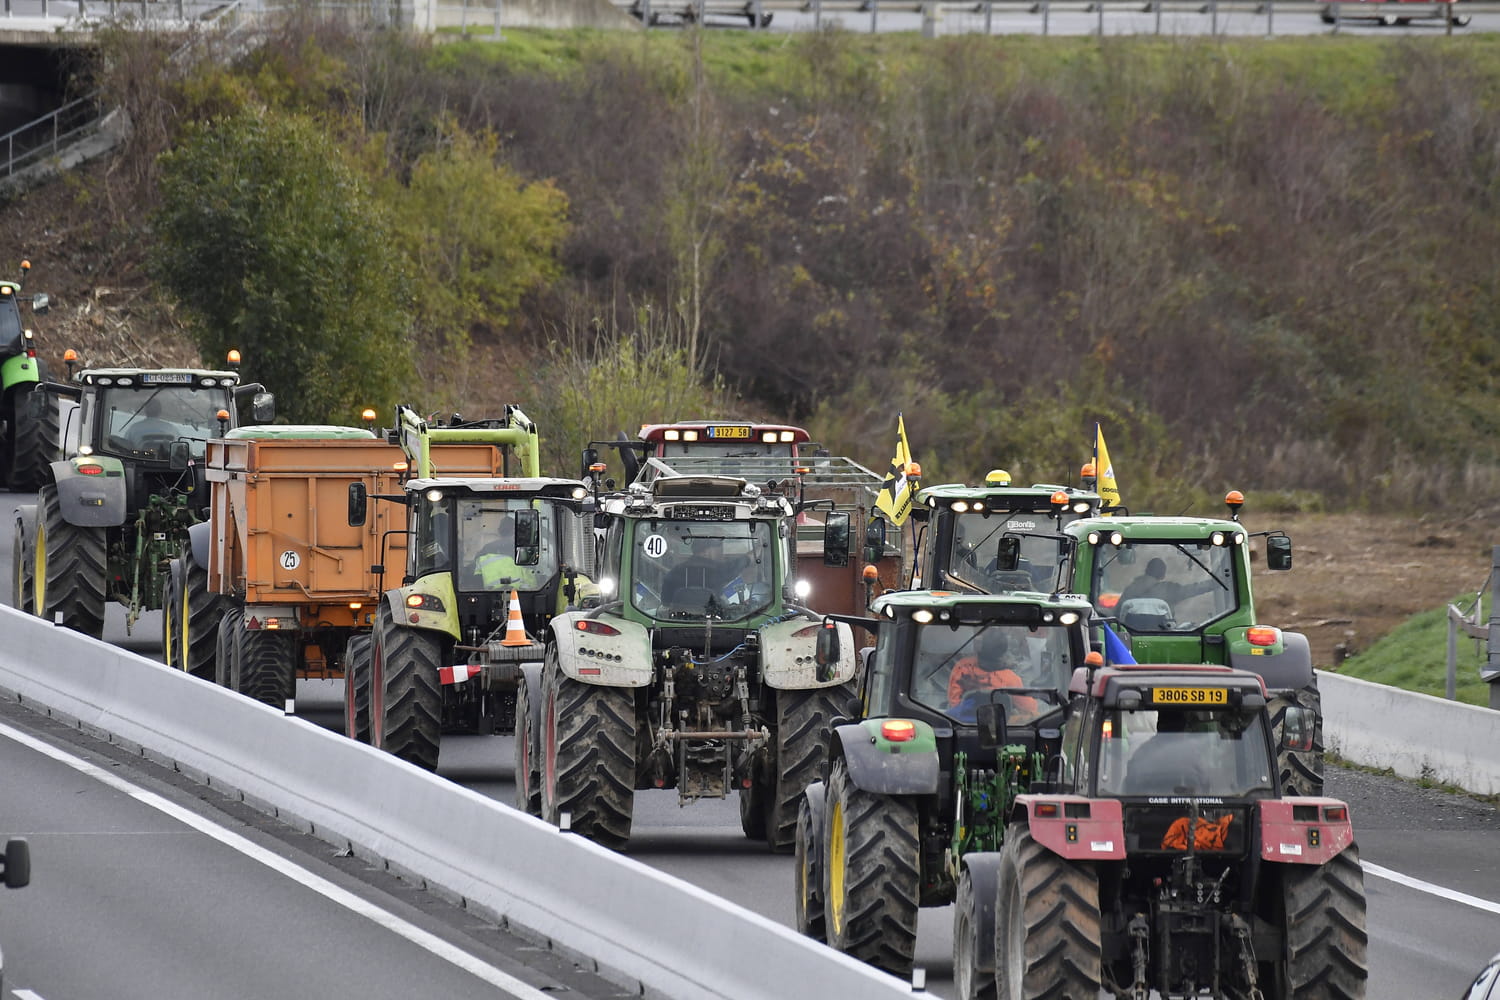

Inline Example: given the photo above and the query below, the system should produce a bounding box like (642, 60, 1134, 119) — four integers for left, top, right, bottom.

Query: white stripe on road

(15, 989, 48, 999)
(0, 722, 555, 1000)
(1363, 861, 1500, 916)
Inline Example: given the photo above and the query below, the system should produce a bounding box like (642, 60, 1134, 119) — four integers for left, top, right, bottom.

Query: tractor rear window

(1093, 542, 1237, 633)
(949, 512, 1069, 593)
(630, 519, 774, 622)
(0, 297, 20, 353)
(1093, 708, 1274, 798)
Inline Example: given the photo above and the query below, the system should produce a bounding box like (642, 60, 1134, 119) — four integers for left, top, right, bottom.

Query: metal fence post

(869, 0, 877, 32)
(1154, 0, 1161, 32)
(983, 0, 992, 32)
(813, 0, 821, 28)
(1447, 606, 1459, 701)
(1209, 0, 1217, 33)
(1041, 0, 1049, 34)
(1096, 0, 1102, 35)
(1266, 0, 1273, 36)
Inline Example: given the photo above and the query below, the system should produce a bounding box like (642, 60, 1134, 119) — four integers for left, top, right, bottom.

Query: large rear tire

(765, 685, 853, 853)
(343, 633, 373, 744)
(994, 824, 1101, 1000)
(12, 506, 36, 613)
(954, 857, 1000, 1000)
(178, 543, 227, 682)
(541, 653, 637, 850)
(161, 559, 183, 670)
(8, 388, 59, 492)
(216, 605, 243, 688)
(794, 782, 827, 942)
(1273, 847, 1368, 999)
(36, 485, 107, 639)
(1270, 679, 1324, 797)
(376, 620, 444, 771)
(823, 756, 920, 976)
(513, 662, 544, 816)
(236, 627, 294, 708)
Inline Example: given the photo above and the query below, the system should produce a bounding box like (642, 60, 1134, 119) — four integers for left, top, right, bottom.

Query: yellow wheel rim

(828, 797, 845, 935)
(33, 520, 47, 616)
(179, 580, 192, 671)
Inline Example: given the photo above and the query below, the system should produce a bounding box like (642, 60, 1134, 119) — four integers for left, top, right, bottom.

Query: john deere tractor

(517, 473, 860, 852)
(13, 357, 273, 638)
(795, 590, 1366, 1000)
(0, 260, 56, 491)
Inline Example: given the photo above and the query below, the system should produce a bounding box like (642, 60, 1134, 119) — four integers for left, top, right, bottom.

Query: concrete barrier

(0, 605, 912, 999)
(1320, 670, 1500, 796)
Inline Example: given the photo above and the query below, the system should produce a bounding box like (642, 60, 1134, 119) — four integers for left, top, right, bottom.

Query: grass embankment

(1338, 592, 1494, 706)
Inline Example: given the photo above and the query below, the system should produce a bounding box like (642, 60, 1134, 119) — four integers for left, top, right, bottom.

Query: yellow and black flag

(1095, 423, 1121, 513)
(876, 414, 919, 526)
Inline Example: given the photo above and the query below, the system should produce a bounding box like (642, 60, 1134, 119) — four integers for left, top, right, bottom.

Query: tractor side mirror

(1265, 534, 1292, 571)
(2, 839, 29, 889)
(251, 391, 275, 424)
(814, 620, 841, 682)
(168, 440, 191, 471)
(348, 482, 368, 527)
(976, 701, 1009, 750)
(1280, 705, 1315, 752)
(29, 293, 48, 315)
(514, 509, 540, 566)
(995, 536, 1021, 572)
(863, 517, 887, 564)
(581, 446, 599, 480)
(823, 511, 850, 568)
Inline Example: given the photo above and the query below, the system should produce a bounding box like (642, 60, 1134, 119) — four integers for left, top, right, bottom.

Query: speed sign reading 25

(280, 550, 302, 570)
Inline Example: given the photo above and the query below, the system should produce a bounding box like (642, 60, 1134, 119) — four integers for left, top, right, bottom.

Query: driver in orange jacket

(947, 629, 1041, 721)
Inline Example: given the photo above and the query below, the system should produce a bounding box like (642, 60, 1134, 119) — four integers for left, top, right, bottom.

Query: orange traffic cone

(500, 589, 534, 647)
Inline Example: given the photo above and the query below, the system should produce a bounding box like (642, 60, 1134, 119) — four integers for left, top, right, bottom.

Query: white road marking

(1363, 861, 1500, 916)
(0, 722, 555, 999)
(15, 989, 48, 999)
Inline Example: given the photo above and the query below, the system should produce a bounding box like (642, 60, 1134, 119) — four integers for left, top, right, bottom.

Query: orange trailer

(171, 425, 501, 707)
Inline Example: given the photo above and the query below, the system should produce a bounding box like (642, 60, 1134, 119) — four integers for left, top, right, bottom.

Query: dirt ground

(1252, 510, 1496, 669)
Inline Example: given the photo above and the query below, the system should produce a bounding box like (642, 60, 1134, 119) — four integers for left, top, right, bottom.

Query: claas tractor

(346, 405, 597, 771)
(517, 472, 860, 852)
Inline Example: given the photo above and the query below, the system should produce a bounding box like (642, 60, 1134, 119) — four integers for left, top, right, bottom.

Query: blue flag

(1103, 626, 1137, 666)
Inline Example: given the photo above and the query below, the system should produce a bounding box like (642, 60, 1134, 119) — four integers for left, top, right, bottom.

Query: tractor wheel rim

(828, 798, 845, 934)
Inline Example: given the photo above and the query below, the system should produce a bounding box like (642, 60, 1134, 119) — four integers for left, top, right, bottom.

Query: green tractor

(517, 472, 861, 852)
(0, 260, 57, 491)
(12, 358, 273, 638)
(1062, 492, 1323, 796)
(795, 590, 1366, 999)
(347, 404, 598, 772)
(792, 589, 1094, 985)
(907, 470, 1102, 592)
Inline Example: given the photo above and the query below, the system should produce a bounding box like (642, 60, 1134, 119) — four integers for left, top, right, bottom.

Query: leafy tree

(149, 106, 410, 424)
(383, 119, 569, 409)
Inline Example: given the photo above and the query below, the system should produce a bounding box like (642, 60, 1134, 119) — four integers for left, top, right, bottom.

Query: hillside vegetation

(16, 24, 1500, 508)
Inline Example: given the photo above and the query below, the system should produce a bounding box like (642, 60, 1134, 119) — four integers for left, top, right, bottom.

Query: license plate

(1151, 686, 1227, 705)
(706, 425, 751, 440)
(140, 372, 193, 384)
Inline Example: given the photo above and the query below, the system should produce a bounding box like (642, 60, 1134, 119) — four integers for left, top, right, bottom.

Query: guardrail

(0, 604, 914, 1000)
(1445, 545, 1500, 707)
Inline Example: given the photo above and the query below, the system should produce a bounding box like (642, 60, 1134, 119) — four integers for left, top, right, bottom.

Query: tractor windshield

(630, 519, 775, 622)
(100, 386, 230, 460)
(0, 294, 20, 354)
(907, 622, 1075, 725)
(949, 512, 1068, 593)
(1092, 541, 1237, 633)
(454, 498, 560, 594)
(1092, 707, 1275, 798)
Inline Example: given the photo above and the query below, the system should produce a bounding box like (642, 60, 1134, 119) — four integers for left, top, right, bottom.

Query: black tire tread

(996, 825, 1101, 1000)
(544, 664, 637, 850)
(794, 788, 826, 942)
(9, 389, 59, 492)
(513, 665, 543, 816)
(824, 757, 920, 976)
(344, 633, 373, 744)
(954, 865, 998, 1000)
(180, 544, 228, 682)
(767, 685, 852, 853)
(380, 623, 444, 771)
(1282, 847, 1368, 998)
(1270, 679, 1324, 797)
(216, 605, 243, 688)
(38, 485, 107, 638)
(237, 628, 294, 708)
